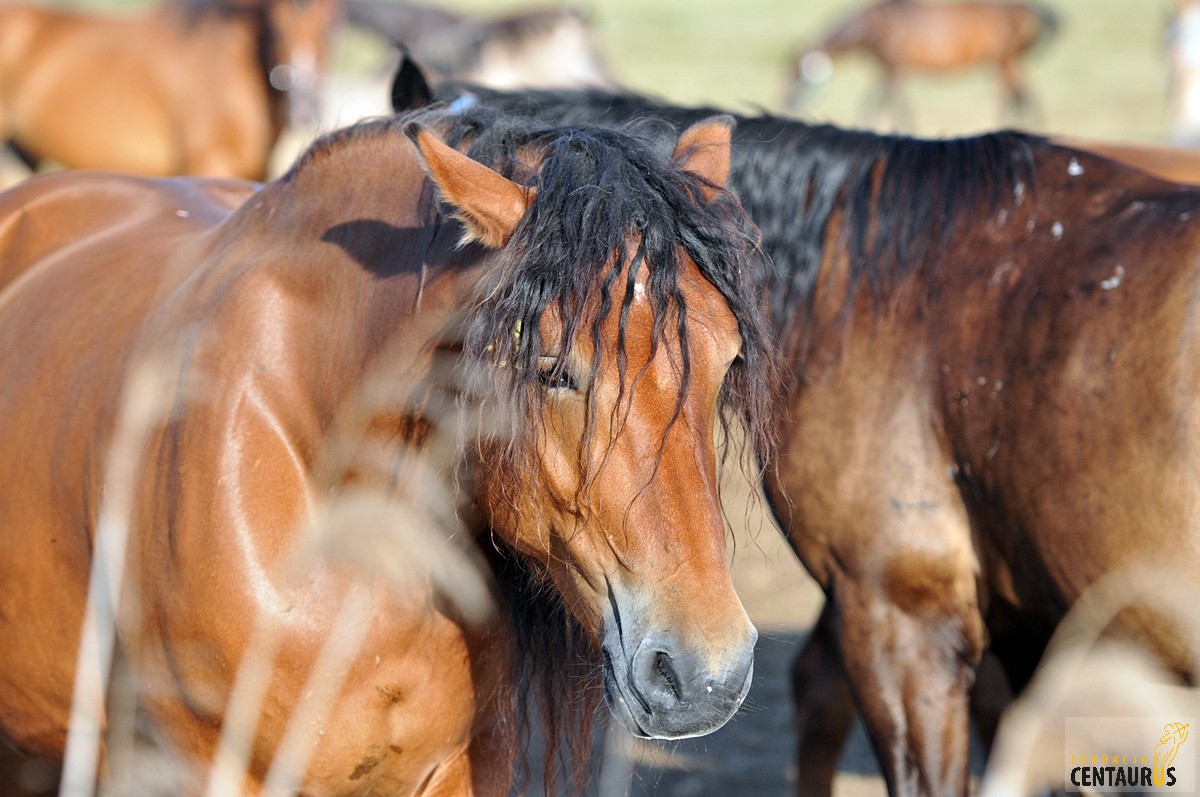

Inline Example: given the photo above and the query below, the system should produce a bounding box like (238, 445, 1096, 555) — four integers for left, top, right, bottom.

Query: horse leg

(792, 602, 857, 797)
(831, 564, 984, 797)
(997, 58, 1036, 125)
(864, 66, 910, 131)
(967, 652, 1011, 755)
(0, 739, 59, 796)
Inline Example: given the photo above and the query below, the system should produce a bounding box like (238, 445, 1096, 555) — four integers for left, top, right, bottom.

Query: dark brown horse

(0, 0, 340, 180)
(0, 104, 777, 793)
(401, 78, 1200, 797)
(787, 0, 1059, 125)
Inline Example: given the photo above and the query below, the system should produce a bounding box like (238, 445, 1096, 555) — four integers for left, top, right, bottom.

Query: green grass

(60, 0, 1179, 143)
(431, 0, 1174, 143)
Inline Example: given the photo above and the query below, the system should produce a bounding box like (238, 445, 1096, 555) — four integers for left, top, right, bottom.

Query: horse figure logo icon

(1155, 722, 1191, 786)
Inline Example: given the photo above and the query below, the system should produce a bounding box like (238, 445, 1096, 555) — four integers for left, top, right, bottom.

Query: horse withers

(0, 104, 776, 793)
(0, 0, 340, 181)
(398, 75, 1200, 797)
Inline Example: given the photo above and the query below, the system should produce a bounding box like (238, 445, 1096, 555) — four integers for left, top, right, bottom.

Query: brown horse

(0, 104, 778, 793)
(0, 0, 340, 181)
(786, 0, 1059, 125)
(399, 78, 1200, 797)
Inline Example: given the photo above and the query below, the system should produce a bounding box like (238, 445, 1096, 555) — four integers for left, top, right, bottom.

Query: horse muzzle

(601, 626, 756, 739)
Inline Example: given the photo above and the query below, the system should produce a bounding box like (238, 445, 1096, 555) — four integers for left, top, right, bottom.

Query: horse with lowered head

(401, 77, 1200, 797)
(0, 0, 339, 180)
(0, 103, 775, 794)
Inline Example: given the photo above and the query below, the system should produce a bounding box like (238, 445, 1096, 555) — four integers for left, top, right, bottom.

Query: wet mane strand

(444, 103, 773, 479)
(296, 107, 774, 794)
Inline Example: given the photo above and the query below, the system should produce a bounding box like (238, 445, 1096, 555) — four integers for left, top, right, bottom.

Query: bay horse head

(406, 112, 776, 742)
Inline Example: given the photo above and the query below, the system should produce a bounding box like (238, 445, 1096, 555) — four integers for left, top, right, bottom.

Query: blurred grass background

(59, 0, 1180, 142)
(436, 0, 1174, 142)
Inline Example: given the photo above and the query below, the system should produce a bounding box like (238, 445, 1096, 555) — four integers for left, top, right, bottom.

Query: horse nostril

(653, 650, 682, 701)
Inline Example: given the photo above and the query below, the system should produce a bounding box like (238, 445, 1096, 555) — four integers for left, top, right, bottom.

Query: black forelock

(423, 104, 775, 471)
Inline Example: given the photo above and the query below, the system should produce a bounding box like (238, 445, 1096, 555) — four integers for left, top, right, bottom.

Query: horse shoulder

(113, 174, 503, 791)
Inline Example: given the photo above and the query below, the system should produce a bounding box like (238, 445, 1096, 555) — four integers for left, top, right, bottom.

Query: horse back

(0, 170, 252, 292)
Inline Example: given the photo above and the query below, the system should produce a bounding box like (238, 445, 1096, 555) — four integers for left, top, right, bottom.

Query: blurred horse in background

(1167, 0, 1200, 146)
(400, 74, 1200, 797)
(343, 0, 613, 90)
(786, 0, 1059, 127)
(0, 103, 775, 794)
(0, 0, 339, 181)
(285, 0, 615, 173)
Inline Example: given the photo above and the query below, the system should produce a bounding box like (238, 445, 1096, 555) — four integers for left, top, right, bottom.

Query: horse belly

(887, 10, 1011, 69)
(10, 35, 178, 174)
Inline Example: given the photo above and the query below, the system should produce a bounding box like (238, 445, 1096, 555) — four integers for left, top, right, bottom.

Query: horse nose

(626, 628, 756, 738)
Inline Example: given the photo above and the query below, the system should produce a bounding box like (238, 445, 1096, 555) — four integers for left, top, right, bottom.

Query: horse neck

(209, 121, 491, 463)
(742, 125, 1041, 358)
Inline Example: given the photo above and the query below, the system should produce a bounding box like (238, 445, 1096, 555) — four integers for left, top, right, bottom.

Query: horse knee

(832, 575, 982, 797)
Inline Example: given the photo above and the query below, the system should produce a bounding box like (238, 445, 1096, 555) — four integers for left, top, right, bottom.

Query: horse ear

(673, 115, 734, 201)
(405, 124, 534, 248)
(390, 50, 433, 112)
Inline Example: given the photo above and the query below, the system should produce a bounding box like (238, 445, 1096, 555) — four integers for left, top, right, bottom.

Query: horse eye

(537, 361, 578, 391)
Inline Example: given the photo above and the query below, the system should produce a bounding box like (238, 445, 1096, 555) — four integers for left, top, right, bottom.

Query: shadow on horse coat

(0, 104, 778, 794)
(396, 72, 1200, 797)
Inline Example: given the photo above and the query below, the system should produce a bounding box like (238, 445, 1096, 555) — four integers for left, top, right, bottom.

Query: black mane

(421, 85, 1043, 336)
